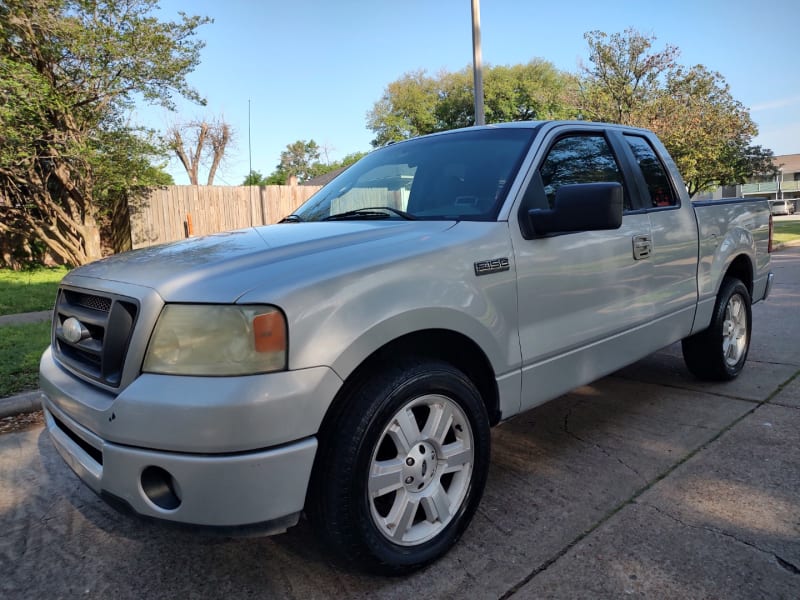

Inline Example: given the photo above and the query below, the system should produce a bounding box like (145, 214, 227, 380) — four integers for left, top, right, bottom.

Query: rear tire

(682, 277, 751, 381)
(308, 359, 490, 575)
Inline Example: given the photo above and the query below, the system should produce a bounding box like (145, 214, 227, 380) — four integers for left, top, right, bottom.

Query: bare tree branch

(166, 116, 233, 185)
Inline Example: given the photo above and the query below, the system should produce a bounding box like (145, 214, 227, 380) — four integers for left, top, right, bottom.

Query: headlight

(143, 304, 287, 376)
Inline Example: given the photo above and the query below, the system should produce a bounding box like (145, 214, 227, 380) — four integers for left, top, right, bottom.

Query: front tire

(682, 277, 752, 381)
(308, 359, 491, 575)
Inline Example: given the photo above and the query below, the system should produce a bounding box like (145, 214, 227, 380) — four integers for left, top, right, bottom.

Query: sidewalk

(0, 309, 51, 326)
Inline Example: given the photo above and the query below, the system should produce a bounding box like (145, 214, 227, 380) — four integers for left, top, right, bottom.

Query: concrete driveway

(1, 248, 798, 599)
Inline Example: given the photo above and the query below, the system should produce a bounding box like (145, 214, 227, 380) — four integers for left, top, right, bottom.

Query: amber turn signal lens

(253, 311, 287, 353)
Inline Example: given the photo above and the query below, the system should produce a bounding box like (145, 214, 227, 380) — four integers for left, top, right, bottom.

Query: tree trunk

(80, 215, 103, 263)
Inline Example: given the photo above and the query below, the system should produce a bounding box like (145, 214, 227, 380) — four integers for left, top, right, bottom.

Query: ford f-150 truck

(40, 121, 773, 574)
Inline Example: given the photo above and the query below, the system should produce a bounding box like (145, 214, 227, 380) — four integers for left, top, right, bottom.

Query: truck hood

(65, 221, 455, 303)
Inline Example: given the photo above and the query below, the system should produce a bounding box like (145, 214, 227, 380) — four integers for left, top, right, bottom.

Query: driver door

(511, 129, 655, 410)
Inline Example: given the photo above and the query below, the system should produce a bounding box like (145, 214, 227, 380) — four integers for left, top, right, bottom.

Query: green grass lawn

(0, 266, 67, 316)
(0, 321, 51, 397)
(774, 221, 800, 245)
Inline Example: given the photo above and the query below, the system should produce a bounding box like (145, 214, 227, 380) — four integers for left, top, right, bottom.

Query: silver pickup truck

(40, 121, 773, 573)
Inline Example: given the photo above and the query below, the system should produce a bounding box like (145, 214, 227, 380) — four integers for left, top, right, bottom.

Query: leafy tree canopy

(367, 61, 578, 147)
(278, 139, 322, 183)
(264, 141, 367, 185)
(367, 29, 775, 196)
(242, 170, 269, 186)
(579, 28, 776, 195)
(0, 0, 210, 265)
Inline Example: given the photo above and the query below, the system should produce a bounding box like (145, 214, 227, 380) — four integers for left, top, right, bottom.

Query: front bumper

(40, 347, 343, 529)
(763, 272, 775, 301)
(754, 271, 774, 303)
(44, 402, 316, 529)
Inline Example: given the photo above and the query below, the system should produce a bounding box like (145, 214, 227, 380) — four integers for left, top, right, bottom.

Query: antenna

(248, 98, 253, 221)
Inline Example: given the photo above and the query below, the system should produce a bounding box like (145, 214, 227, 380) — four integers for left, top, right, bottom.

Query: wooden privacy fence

(127, 185, 321, 249)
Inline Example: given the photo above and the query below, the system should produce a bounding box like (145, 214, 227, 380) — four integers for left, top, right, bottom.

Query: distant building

(301, 166, 349, 187)
(694, 154, 800, 208)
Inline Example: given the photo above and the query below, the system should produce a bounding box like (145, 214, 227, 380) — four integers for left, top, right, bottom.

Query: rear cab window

(623, 135, 678, 208)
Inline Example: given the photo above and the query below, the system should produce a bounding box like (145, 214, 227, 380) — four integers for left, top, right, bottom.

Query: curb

(773, 239, 800, 251)
(0, 390, 43, 419)
(0, 310, 52, 326)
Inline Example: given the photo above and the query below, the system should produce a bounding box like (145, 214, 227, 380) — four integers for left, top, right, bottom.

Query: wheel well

(322, 329, 501, 435)
(724, 254, 753, 295)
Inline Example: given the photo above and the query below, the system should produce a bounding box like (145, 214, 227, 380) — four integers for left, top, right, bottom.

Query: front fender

(324, 307, 513, 381)
(259, 222, 523, 382)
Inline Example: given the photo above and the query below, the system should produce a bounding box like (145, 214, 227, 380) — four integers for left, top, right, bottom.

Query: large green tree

(367, 61, 577, 147)
(265, 141, 366, 185)
(367, 31, 774, 196)
(276, 139, 322, 183)
(579, 29, 775, 196)
(242, 169, 269, 186)
(578, 29, 678, 126)
(0, 0, 210, 265)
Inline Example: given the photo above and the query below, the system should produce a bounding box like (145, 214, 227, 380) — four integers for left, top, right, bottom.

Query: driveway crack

(639, 502, 799, 576)
(563, 407, 647, 485)
(776, 555, 800, 575)
(476, 505, 513, 536)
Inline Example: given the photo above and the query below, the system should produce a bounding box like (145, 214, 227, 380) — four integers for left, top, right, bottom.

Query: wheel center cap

(403, 442, 438, 492)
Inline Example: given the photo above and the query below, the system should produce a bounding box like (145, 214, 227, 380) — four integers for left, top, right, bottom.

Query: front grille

(53, 287, 138, 388)
(72, 293, 112, 312)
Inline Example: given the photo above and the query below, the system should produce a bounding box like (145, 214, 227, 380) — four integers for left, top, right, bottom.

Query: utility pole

(248, 99, 253, 178)
(471, 0, 485, 126)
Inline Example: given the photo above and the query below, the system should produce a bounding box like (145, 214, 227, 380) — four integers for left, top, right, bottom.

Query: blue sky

(134, 0, 799, 185)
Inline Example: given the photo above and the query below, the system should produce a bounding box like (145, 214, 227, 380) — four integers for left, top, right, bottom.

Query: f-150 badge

(474, 257, 510, 276)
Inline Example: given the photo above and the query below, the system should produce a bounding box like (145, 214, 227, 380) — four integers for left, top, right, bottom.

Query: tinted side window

(539, 135, 630, 210)
(624, 135, 677, 208)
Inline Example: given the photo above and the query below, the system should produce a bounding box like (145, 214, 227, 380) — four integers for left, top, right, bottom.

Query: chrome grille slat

(54, 303, 108, 327)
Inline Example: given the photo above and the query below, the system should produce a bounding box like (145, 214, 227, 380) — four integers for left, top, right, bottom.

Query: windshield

(292, 127, 537, 222)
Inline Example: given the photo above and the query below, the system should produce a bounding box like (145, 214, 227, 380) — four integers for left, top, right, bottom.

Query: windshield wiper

(323, 207, 417, 221)
(278, 214, 304, 223)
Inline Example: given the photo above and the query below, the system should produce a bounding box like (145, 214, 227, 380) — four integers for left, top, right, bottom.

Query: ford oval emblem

(63, 317, 85, 343)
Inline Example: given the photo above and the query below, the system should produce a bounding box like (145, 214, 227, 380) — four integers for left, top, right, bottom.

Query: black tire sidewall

(712, 278, 752, 378)
(316, 360, 490, 574)
(681, 277, 753, 381)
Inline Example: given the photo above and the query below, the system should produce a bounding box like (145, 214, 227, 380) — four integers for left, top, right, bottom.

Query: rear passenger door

(621, 133, 699, 326)
(510, 126, 655, 411)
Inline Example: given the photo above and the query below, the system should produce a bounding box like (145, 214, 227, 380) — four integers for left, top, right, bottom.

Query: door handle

(632, 234, 652, 260)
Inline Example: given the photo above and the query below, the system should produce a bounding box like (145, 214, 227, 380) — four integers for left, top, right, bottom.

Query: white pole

(471, 0, 485, 126)
(248, 99, 253, 177)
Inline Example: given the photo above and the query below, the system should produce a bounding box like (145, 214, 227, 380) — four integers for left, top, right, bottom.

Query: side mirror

(528, 182, 623, 235)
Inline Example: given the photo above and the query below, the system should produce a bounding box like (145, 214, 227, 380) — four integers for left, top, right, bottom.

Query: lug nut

(406, 457, 415, 466)
(405, 476, 414, 484)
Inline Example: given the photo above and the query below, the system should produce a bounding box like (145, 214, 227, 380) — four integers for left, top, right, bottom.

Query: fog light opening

(141, 466, 182, 511)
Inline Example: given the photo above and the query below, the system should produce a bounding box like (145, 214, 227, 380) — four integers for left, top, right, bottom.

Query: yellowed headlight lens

(143, 304, 287, 376)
